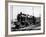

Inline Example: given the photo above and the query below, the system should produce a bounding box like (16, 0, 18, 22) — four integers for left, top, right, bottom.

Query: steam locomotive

(13, 12, 37, 29)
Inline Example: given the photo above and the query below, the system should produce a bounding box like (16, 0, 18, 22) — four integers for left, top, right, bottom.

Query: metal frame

(5, 1, 45, 36)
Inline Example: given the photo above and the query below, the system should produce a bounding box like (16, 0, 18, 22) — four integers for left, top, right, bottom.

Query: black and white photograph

(11, 6, 41, 31)
(8, 2, 44, 35)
